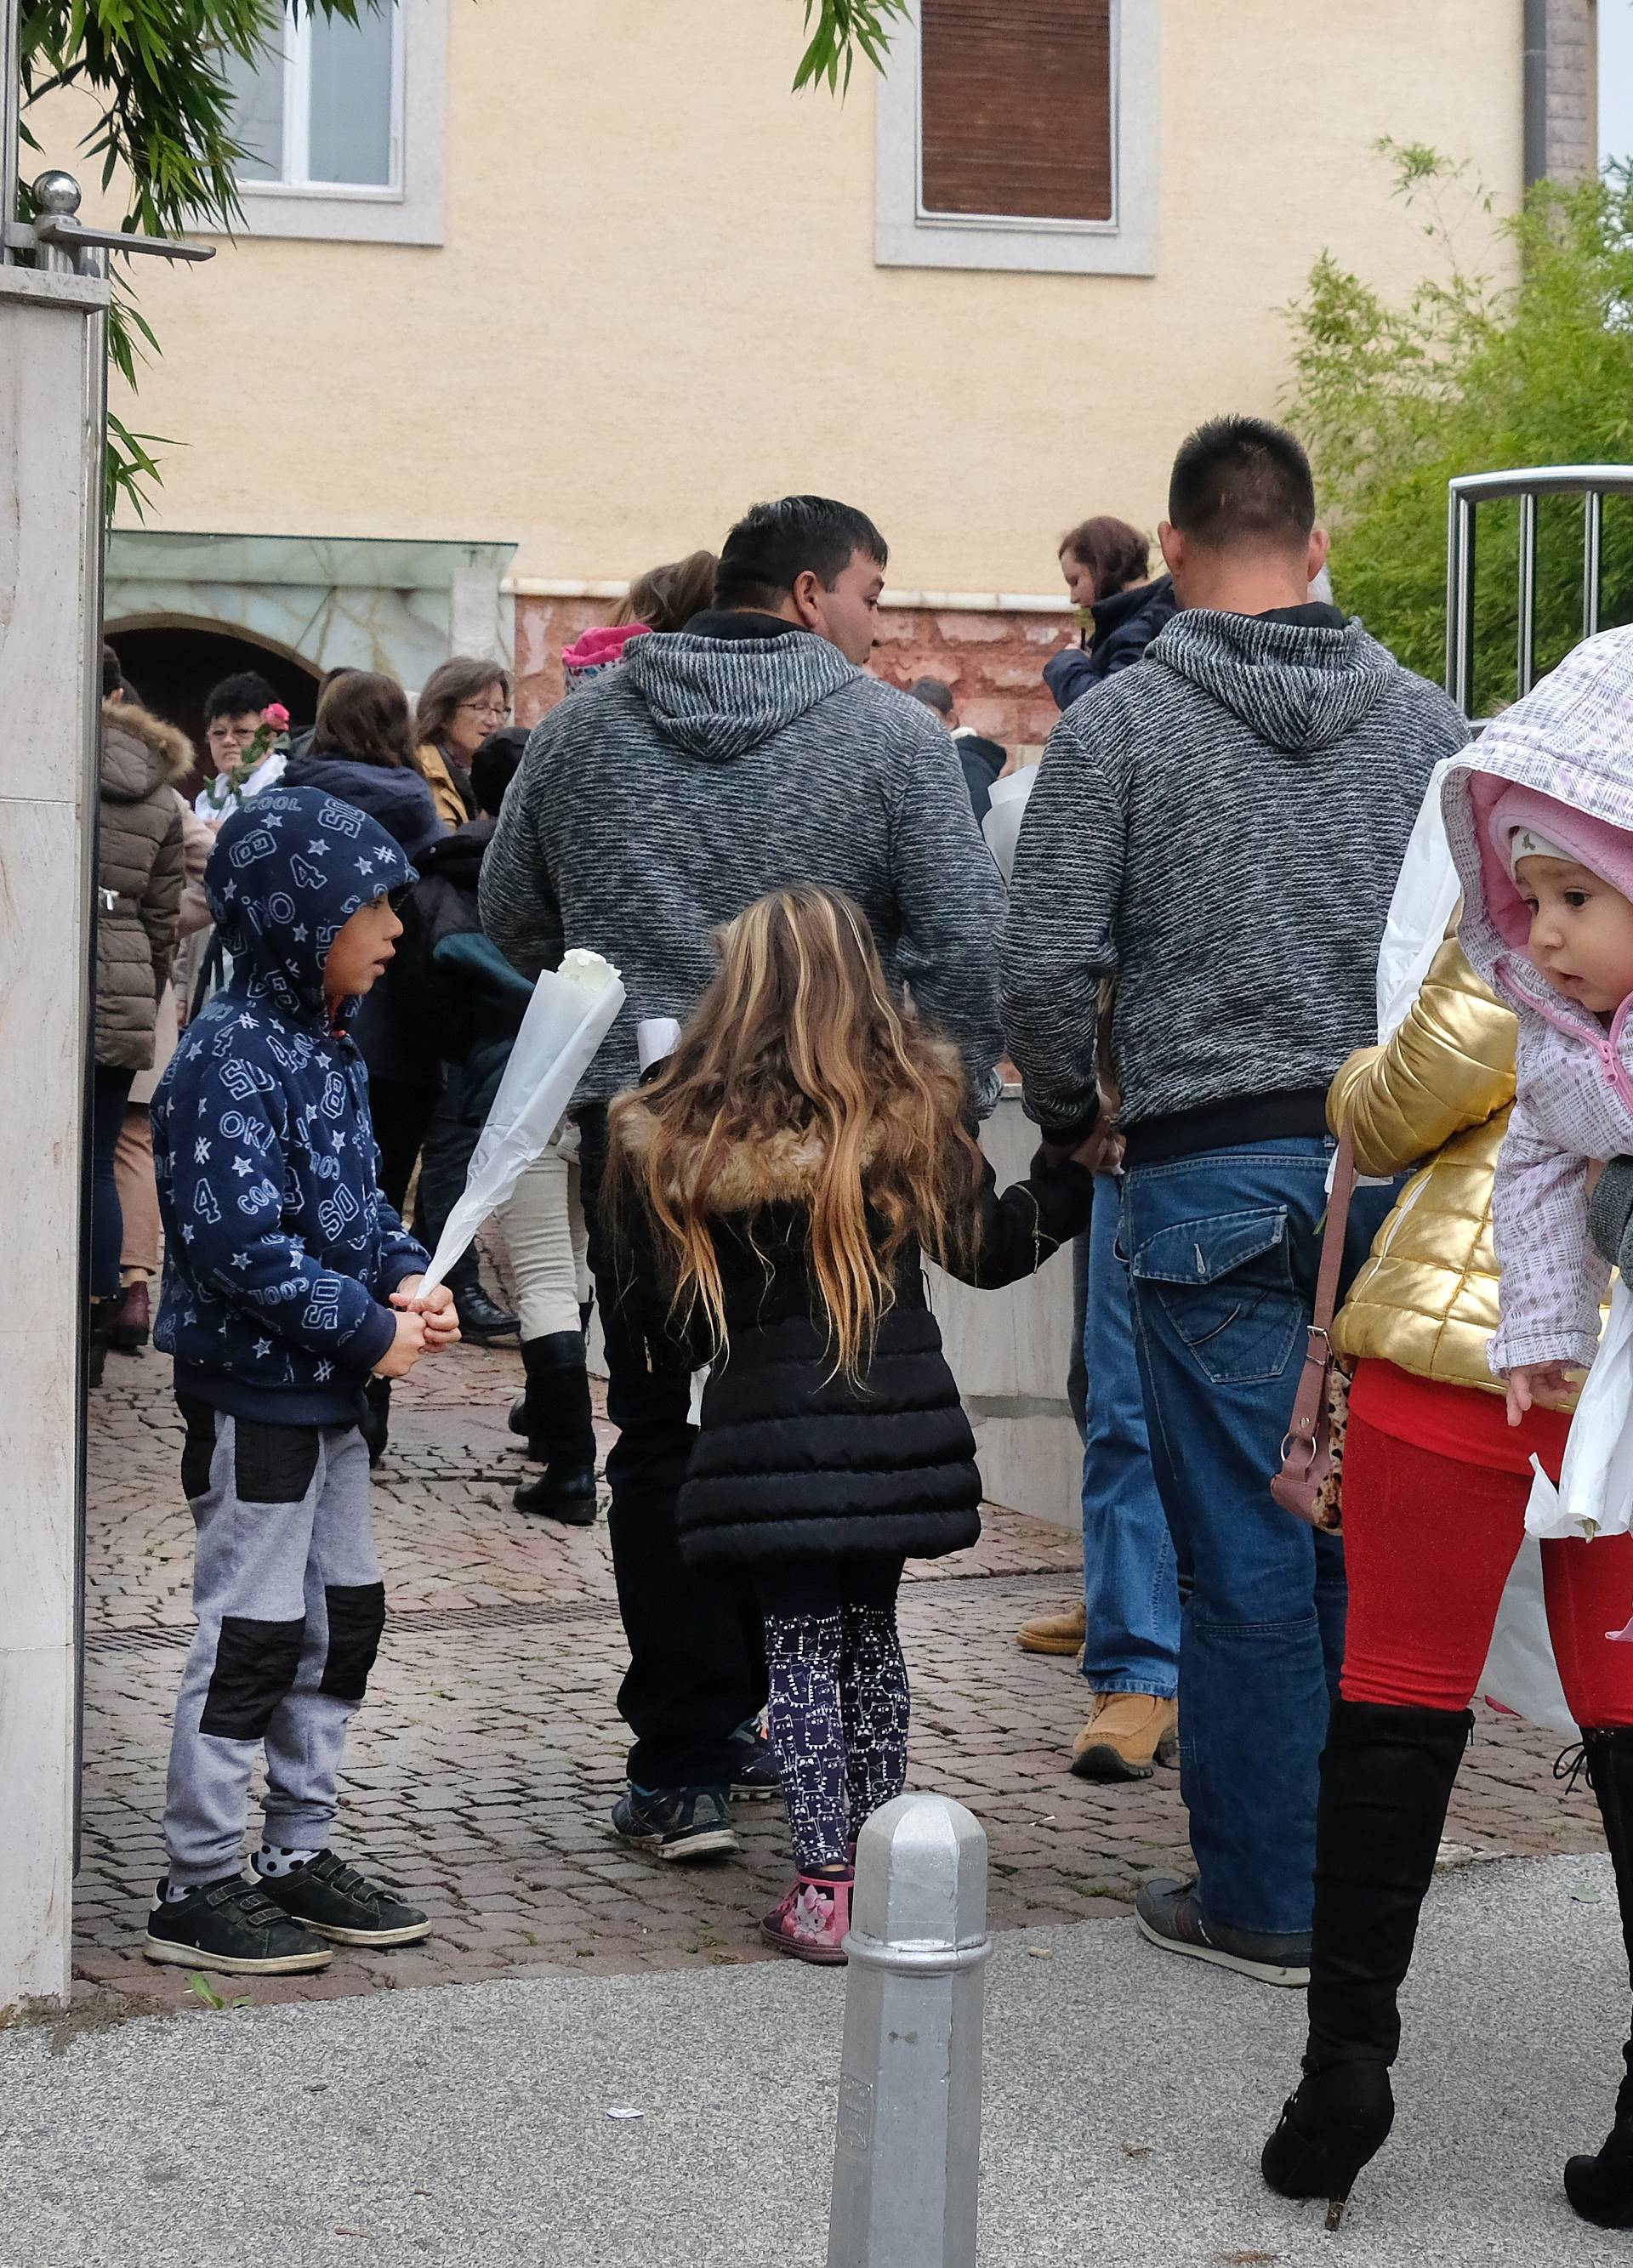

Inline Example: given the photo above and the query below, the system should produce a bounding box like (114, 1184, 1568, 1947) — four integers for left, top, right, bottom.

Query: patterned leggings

(755, 1557, 910, 1873)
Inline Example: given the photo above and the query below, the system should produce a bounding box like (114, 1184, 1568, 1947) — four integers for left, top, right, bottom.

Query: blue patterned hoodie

(152, 785, 430, 1425)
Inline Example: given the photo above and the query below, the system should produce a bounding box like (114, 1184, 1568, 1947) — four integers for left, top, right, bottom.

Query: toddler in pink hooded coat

(1444, 624, 1633, 1413)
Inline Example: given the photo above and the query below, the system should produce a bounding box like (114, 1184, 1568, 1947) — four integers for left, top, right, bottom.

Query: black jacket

(1044, 574, 1179, 713)
(953, 730, 1006, 826)
(388, 816, 493, 1045)
(615, 1100, 1093, 1569)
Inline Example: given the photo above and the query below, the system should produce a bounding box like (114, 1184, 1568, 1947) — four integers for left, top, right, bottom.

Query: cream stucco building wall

(96, 0, 1520, 596)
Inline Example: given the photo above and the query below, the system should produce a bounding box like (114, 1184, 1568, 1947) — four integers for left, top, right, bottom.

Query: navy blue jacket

(152, 785, 430, 1426)
(1043, 574, 1179, 712)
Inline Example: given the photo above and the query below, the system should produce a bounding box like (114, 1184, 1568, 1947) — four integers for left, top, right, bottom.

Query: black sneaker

(612, 1783, 739, 1861)
(255, 1850, 431, 1946)
(729, 1720, 782, 1803)
(1135, 1875, 1310, 1987)
(144, 1874, 333, 1975)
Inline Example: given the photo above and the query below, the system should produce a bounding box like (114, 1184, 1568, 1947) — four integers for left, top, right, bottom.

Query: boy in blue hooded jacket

(144, 785, 459, 1975)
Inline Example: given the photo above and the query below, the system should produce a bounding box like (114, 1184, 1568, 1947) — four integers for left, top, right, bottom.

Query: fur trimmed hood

(616, 1099, 882, 1215)
(100, 699, 195, 802)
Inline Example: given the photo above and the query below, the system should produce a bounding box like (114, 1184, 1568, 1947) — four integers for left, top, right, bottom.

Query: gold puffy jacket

(1328, 938, 1516, 1395)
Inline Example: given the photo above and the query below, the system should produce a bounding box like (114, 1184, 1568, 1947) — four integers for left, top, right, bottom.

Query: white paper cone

(637, 1016, 682, 1072)
(982, 766, 1036, 885)
(415, 958, 625, 1297)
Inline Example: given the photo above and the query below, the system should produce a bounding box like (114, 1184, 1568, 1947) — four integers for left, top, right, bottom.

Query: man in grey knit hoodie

(481, 496, 1003, 1858)
(1004, 418, 1468, 1983)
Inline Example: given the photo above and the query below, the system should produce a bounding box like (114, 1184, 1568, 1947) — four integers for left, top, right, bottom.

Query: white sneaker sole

(142, 1934, 333, 1975)
(303, 1917, 433, 1947)
(1135, 1912, 1309, 1988)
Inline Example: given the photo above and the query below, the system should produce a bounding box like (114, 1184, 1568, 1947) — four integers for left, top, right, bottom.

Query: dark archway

(104, 618, 322, 797)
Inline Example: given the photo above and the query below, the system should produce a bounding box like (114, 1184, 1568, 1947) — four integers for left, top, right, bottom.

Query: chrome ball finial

(31, 170, 83, 218)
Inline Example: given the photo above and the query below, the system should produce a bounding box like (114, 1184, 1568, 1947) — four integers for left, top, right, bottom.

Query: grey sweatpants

(163, 1396, 384, 1890)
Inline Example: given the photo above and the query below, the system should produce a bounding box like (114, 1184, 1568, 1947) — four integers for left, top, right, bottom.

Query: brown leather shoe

(1017, 1600, 1086, 1656)
(111, 1278, 151, 1351)
(1071, 1692, 1179, 1782)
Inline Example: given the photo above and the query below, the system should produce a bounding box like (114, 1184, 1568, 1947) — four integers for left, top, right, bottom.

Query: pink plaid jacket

(1444, 626, 1633, 1375)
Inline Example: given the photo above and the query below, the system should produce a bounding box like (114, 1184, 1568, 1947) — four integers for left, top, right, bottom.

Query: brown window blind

(919, 0, 1113, 224)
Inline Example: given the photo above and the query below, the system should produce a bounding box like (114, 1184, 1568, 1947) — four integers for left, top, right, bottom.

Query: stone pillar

(0, 258, 109, 2011)
(1546, 0, 1597, 183)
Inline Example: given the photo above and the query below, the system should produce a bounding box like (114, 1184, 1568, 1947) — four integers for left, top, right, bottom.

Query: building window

(203, 0, 446, 246)
(875, 0, 1159, 276)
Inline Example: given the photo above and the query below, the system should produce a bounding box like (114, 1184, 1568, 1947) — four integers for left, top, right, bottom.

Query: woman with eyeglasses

(413, 658, 514, 832)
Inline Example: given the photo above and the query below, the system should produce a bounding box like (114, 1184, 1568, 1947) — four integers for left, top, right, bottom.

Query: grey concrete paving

(2, 1851, 1630, 2267)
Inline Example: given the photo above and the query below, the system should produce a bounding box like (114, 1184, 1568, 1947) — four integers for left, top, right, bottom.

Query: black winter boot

(509, 1333, 598, 1525)
(1564, 1726, 1633, 2228)
(359, 1375, 391, 1467)
(1262, 1699, 1471, 2226)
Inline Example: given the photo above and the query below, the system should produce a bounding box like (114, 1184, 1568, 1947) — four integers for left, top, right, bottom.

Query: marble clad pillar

(0, 259, 109, 2009)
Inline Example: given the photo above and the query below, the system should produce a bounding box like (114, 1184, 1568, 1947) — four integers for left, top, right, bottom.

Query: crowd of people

(86, 411, 1633, 2234)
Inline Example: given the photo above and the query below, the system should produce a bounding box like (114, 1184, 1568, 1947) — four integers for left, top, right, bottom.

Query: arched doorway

(104, 617, 322, 794)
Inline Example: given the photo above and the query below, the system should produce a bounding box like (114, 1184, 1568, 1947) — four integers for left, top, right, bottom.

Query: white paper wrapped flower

(414, 950, 626, 1297)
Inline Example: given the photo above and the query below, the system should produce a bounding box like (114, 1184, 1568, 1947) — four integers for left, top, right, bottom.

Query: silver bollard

(826, 1793, 992, 2268)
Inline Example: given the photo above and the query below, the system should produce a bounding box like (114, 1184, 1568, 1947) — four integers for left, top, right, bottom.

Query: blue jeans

(1081, 1174, 1179, 1698)
(1122, 1139, 1392, 1941)
(90, 1063, 137, 1300)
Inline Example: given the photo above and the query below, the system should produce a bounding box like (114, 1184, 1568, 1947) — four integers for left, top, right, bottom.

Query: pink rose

(264, 702, 291, 730)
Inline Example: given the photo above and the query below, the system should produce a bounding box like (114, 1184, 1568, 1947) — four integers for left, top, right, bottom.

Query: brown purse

(1271, 1133, 1356, 1533)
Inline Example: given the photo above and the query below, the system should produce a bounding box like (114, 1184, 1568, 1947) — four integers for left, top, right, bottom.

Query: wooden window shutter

(919, 1, 1113, 224)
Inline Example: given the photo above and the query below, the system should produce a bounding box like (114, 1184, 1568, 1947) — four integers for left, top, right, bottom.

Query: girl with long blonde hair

(608, 886, 1095, 1962)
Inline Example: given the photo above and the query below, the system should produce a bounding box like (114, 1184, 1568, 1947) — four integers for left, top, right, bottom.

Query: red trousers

(1340, 1410, 1633, 1726)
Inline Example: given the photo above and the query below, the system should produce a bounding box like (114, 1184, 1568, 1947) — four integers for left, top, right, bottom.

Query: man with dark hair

(196, 669, 284, 819)
(1004, 415, 1468, 1985)
(482, 494, 1003, 1860)
(907, 677, 1006, 826)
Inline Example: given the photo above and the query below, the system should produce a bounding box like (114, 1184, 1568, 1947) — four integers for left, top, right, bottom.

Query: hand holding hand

(1505, 1360, 1578, 1425)
(373, 1306, 428, 1379)
(392, 1276, 460, 1351)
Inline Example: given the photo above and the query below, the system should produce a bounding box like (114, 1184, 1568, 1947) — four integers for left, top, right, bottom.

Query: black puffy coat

(615, 1104, 1094, 1570)
(1043, 573, 1179, 712)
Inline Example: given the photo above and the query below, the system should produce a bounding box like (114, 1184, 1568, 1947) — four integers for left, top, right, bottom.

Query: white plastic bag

(982, 766, 1036, 886)
(414, 949, 625, 1297)
(1523, 1278, 1633, 1561)
(1376, 756, 1462, 1041)
(1477, 1536, 1577, 1735)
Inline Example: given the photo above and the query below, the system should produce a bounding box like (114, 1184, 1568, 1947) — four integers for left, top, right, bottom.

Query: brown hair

(612, 550, 720, 634)
(607, 886, 982, 1382)
(412, 657, 512, 759)
(313, 670, 417, 770)
(1058, 514, 1151, 601)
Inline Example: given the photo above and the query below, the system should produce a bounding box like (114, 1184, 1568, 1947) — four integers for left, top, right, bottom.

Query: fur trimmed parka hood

(101, 698, 194, 801)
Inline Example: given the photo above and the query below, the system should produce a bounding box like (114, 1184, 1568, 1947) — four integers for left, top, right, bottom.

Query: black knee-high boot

(1565, 1726, 1633, 2227)
(509, 1333, 598, 1525)
(1263, 1699, 1471, 2223)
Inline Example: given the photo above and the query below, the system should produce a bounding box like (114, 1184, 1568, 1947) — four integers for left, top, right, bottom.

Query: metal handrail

(1446, 464, 1633, 718)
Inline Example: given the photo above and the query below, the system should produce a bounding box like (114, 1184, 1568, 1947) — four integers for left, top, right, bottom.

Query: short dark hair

(100, 641, 124, 698)
(203, 669, 276, 725)
(1058, 515, 1151, 597)
(1168, 416, 1316, 552)
(714, 495, 888, 612)
(908, 677, 955, 717)
(469, 725, 529, 816)
(314, 669, 417, 770)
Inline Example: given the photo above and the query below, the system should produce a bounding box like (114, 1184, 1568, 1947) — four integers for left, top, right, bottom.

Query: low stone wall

(513, 592, 1073, 752)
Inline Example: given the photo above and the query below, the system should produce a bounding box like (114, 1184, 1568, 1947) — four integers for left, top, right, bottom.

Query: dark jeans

(368, 1075, 439, 1219)
(578, 1105, 765, 1788)
(410, 1077, 482, 1301)
(90, 1063, 137, 1299)
(1121, 1138, 1393, 1941)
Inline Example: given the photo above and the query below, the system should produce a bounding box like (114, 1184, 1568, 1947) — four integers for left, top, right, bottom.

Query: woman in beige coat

(92, 696, 186, 1373)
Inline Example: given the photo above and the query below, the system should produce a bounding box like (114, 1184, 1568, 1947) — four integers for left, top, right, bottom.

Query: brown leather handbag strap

(1279, 1132, 1357, 1462)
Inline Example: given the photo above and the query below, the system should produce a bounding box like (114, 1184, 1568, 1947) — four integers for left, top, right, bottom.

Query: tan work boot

(1071, 1692, 1179, 1782)
(1017, 1600, 1086, 1656)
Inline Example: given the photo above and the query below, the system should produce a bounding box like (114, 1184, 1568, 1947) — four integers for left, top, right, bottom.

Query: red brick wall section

(514, 594, 1074, 753)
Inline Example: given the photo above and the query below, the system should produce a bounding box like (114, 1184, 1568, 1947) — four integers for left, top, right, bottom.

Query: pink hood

(1444, 623, 1633, 1015)
(561, 622, 650, 672)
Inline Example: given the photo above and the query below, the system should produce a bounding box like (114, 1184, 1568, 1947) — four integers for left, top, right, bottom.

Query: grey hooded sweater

(1002, 607, 1469, 1157)
(479, 622, 1004, 1103)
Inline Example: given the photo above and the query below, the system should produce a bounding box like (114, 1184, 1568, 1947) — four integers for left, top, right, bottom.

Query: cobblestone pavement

(76, 1335, 1604, 2013)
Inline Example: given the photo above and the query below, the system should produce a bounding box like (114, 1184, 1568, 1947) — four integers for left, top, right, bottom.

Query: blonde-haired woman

(608, 885, 1096, 1962)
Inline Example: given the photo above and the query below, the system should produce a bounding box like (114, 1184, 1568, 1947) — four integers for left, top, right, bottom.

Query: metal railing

(1445, 464, 1633, 719)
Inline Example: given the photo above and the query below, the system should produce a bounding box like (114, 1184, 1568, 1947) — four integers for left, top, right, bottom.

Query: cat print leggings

(754, 1555, 910, 1874)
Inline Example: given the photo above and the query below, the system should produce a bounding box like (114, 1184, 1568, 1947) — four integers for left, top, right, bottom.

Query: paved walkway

(10, 1854, 1633, 2268)
(77, 1335, 1604, 2012)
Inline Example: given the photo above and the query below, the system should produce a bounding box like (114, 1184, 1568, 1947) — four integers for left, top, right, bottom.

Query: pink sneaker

(760, 1872, 853, 1964)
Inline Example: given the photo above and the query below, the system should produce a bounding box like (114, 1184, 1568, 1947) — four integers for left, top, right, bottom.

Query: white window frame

(201, 0, 446, 247)
(874, 0, 1160, 276)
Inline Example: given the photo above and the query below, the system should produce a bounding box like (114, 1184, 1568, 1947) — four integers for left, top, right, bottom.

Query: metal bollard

(825, 1793, 992, 2268)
